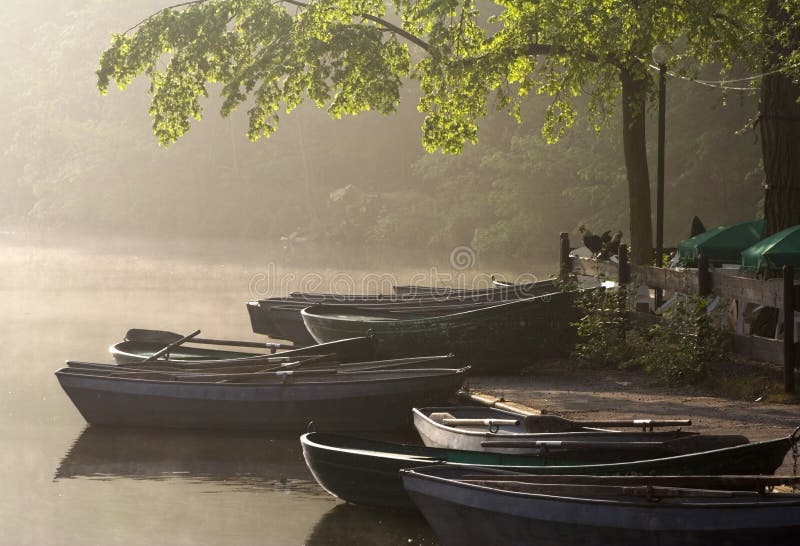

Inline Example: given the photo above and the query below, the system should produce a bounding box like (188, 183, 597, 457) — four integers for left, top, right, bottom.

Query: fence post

(559, 232, 571, 282)
(618, 244, 630, 284)
(697, 254, 711, 296)
(783, 265, 796, 394)
(617, 244, 629, 336)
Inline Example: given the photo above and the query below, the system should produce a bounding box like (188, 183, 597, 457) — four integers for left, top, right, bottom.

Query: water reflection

(55, 426, 321, 494)
(306, 504, 438, 546)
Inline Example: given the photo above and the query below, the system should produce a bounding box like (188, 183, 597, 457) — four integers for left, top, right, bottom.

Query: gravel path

(469, 360, 800, 474)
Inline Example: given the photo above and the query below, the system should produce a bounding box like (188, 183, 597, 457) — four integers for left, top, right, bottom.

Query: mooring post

(697, 254, 711, 296)
(559, 232, 570, 282)
(783, 265, 796, 394)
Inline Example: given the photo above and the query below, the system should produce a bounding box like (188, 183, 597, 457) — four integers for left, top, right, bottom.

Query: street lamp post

(652, 44, 670, 309)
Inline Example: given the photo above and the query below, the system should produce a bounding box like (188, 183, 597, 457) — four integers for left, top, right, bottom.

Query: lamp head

(652, 43, 671, 66)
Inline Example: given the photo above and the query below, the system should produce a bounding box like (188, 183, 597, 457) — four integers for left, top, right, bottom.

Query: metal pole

(655, 63, 666, 309)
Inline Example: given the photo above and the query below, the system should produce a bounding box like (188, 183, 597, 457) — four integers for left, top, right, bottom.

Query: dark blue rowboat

(402, 465, 800, 546)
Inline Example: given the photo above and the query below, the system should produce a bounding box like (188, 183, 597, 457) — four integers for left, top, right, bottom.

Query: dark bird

(603, 230, 623, 258)
(600, 230, 612, 244)
(690, 216, 706, 237)
(579, 225, 603, 255)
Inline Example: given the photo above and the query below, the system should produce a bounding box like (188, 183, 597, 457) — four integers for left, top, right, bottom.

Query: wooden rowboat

(110, 335, 377, 365)
(392, 279, 554, 297)
(402, 465, 800, 546)
(247, 280, 556, 344)
(55, 365, 469, 431)
(301, 291, 581, 371)
(250, 299, 510, 345)
(413, 406, 748, 458)
(299, 429, 797, 510)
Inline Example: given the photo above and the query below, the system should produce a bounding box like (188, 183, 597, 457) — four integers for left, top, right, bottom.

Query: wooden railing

(559, 232, 797, 393)
(569, 256, 788, 308)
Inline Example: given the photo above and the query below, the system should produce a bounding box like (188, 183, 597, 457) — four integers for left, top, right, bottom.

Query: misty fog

(0, 0, 764, 271)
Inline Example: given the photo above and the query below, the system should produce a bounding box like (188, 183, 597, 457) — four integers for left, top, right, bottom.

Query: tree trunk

(620, 68, 653, 265)
(761, 0, 800, 237)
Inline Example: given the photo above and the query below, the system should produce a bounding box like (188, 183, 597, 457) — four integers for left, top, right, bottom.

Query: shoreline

(469, 359, 800, 473)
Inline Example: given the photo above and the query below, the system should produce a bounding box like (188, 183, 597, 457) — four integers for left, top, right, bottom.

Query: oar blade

(125, 328, 183, 345)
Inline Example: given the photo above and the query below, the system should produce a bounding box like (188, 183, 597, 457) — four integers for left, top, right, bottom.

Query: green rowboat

(110, 336, 377, 365)
(301, 291, 580, 372)
(300, 430, 798, 510)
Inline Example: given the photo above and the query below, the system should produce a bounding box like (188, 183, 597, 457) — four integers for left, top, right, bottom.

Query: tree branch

(123, 0, 431, 51)
(124, 0, 208, 34)
(279, 0, 430, 51)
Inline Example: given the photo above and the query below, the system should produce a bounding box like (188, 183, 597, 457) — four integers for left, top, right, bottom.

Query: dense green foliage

(573, 288, 630, 366)
(0, 1, 770, 271)
(574, 288, 731, 385)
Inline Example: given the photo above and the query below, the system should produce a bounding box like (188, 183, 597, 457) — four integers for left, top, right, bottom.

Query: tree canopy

(97, 0, 710, 149)
(95, 0, 800, 263)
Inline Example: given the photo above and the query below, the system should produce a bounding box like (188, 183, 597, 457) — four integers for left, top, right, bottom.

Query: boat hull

(56, 367, 467, 431)
(403, 468, 800, 546)
(412, 407, 747, 459)
(302, 292, 580, 371)
(247, 282, 556, 344)
(300, 432, 793, 510)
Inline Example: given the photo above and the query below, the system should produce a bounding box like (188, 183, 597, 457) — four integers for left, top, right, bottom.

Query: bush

(572, 286, 631, 366)
(574, 286, 730, 385)
(629, 296, 729, 384)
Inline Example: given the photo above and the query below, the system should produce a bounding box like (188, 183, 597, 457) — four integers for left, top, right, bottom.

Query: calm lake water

(0, 231, 554, 545)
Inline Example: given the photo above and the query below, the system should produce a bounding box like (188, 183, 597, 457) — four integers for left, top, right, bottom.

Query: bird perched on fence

(599, 230, 623, 259)
(690, 216, 706, 237)
(578, 225, 603, 255)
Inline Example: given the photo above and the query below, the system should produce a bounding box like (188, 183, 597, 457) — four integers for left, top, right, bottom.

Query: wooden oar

(458, 390, 541, 416)
(143, 352, 337, 369)
(481, 439, 669, 450)
(69, 361, 344, 382)
(459, 482, 774, 499)
(69, 353, 339, 375)
(481, 434, 746, 453)
(141, 330, 202, 364)
(456, 474, 800, 489)
(442, 418, 520, 427)
(523, 414, 692, 433)
(125, 328, 299, 352)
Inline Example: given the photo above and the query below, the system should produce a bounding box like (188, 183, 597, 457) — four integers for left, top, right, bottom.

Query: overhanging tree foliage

(96, 1, 799, 263)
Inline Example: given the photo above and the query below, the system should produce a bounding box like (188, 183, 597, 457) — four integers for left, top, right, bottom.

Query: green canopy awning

(676, 219, 765, 266)
(741, 224, 800, 271)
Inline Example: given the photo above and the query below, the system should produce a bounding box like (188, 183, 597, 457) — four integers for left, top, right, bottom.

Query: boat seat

(429, 412, 456, 424)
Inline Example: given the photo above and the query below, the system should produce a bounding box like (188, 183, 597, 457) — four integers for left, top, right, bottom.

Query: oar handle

(142, 330, 201, 363)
